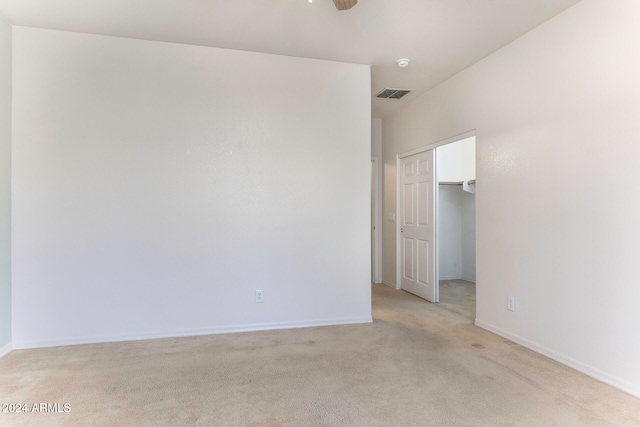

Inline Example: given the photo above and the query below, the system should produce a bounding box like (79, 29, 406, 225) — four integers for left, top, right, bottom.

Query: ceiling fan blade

(333, 0, 357, 11)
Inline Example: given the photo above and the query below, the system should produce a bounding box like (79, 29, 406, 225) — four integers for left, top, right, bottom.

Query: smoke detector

(396, 58, 411, 68)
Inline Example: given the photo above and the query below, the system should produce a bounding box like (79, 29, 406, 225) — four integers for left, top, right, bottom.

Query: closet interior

(437, 137, 476, 320)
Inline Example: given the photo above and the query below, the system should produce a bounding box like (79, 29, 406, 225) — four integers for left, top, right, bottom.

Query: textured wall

(0, 14, 11, 350)
(383, 0, 640, 397)
(12, 27, 371, 348)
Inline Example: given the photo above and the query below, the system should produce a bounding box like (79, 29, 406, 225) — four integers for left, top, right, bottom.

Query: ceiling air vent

(376, 88, 411, 99)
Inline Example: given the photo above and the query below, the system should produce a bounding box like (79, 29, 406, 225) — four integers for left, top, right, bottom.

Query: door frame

(371, 157, 382, 284)
(395, 130, 476, 300)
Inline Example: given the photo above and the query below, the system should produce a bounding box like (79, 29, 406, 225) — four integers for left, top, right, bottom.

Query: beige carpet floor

(1, 284, 639, 426)
(438, 279, 476, 321)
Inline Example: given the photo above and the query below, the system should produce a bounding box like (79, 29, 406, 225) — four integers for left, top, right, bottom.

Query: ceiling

(0, 0, 582, 118)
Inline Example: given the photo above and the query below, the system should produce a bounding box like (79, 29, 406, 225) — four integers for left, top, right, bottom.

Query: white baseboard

(0, 342, 11, 358)
(475, 319, 640, 399)
(439, 275, 476, 283)
(12, 316, 373, 350)
(381, 280, 399, 290)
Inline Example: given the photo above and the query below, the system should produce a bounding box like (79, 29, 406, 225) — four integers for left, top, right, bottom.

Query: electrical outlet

(507, 296, 516, 312)
(255, 290, 264, 303)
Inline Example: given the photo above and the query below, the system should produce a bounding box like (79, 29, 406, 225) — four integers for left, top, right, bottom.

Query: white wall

(12, 27, 372, 348)
(460, 139, 475, 183)
(0, 14, 10, 351)
(437, 144, 462, 182)
(437, 138, 476, 282)
(437, 187, 476, 282)
(383, 0, 640, 397)
(371, 118, 382, 159)
(436, 136, 475, 183)
(438, 186, 462, 280)
(460, 191, 476, 282)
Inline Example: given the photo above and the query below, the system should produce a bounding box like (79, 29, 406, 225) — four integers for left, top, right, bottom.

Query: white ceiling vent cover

(376, 88, 411, 99)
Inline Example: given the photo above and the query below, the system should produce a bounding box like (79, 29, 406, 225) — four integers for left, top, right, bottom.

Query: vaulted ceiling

(0, 0, 581, 118)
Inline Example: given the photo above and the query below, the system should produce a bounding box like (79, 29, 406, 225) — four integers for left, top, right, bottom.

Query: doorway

(371, 157, 381, 284)
(395, 133, 476, 320)
(436, 136, 476, 320)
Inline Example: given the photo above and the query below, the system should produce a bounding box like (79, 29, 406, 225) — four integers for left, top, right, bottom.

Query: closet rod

(438, 180, 476, 186)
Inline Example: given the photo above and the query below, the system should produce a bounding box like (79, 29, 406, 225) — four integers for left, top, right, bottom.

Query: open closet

(437, 136, 476, 320)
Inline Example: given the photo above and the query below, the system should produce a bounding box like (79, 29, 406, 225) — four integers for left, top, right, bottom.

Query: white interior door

(400, 150, 437, 302)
